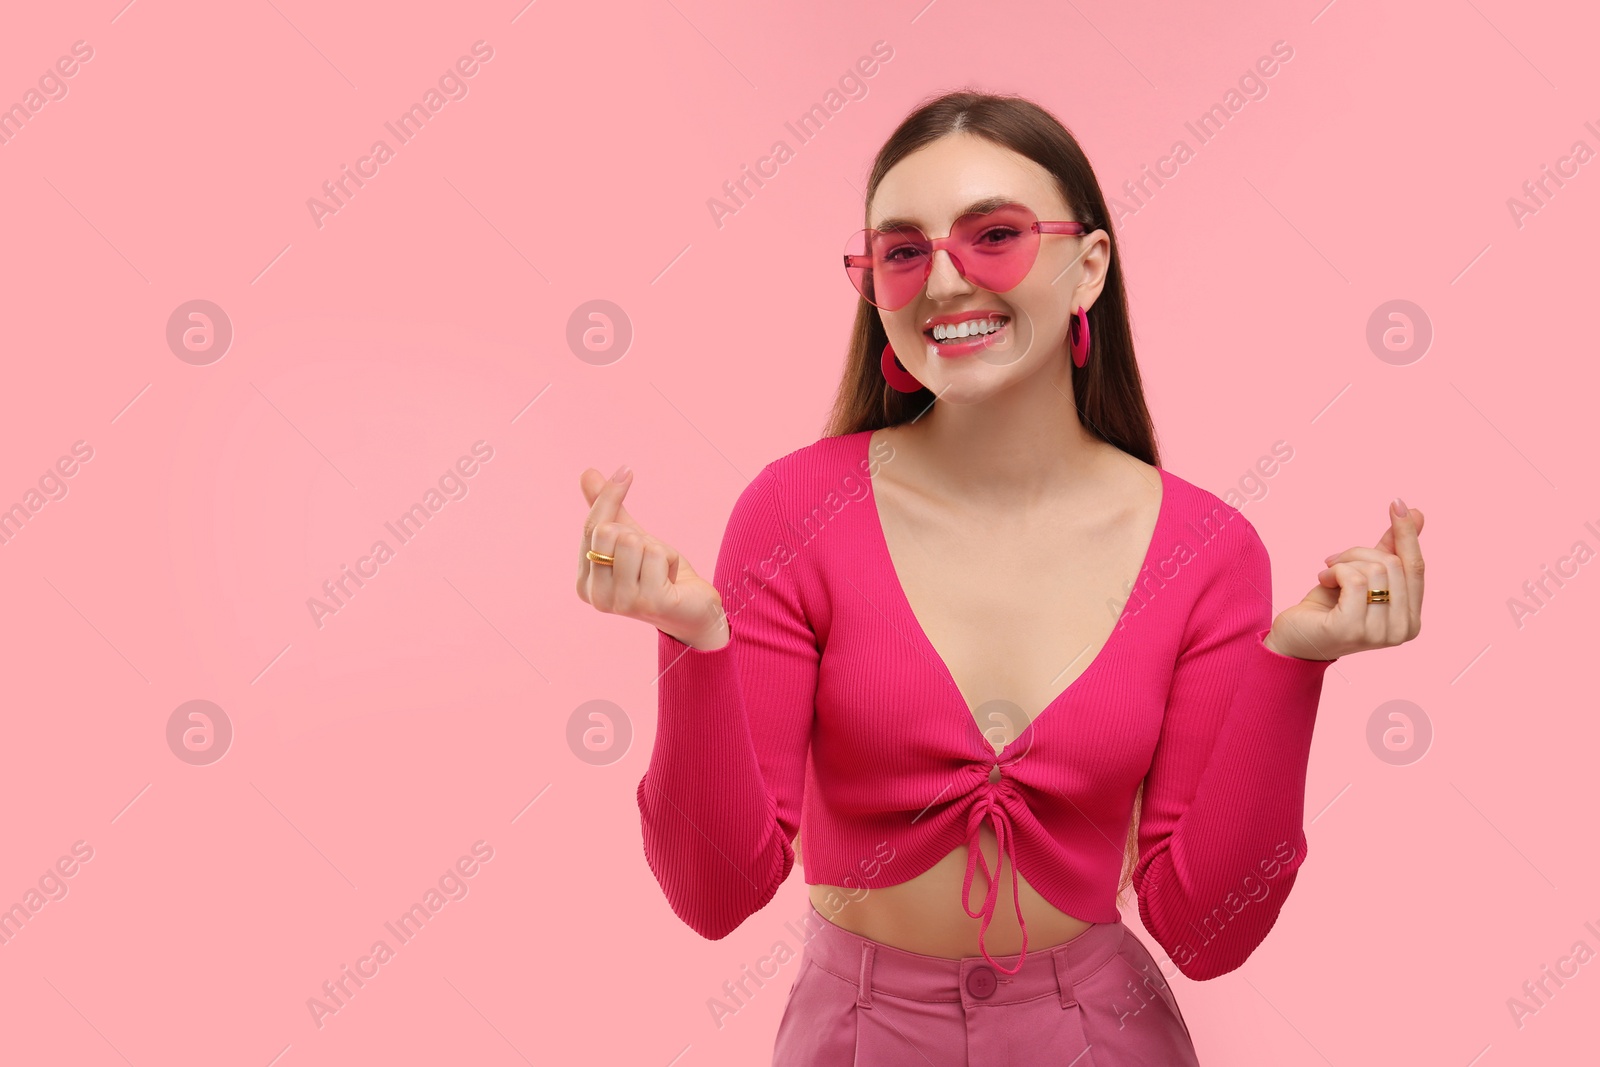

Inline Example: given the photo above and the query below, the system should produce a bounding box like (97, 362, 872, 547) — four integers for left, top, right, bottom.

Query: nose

(923, 247, 974, 302)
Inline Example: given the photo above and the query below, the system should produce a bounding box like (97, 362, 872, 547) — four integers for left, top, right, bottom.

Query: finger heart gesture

(575, 464, 730, 652)
(1264, 498, 1426, 662)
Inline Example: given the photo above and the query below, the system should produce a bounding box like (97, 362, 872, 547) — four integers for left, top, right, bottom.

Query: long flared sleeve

(635, 465, 818, 940)
(1132, 516, 1335, 980)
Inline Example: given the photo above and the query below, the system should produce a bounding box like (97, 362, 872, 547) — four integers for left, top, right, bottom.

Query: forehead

(869, 132, 1068, 230)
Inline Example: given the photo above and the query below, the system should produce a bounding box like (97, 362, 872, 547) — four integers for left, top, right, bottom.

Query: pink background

(1, 0, 1596, 1063)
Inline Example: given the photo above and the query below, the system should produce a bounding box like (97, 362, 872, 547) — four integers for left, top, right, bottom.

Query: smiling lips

(923, 311, 1011, 357)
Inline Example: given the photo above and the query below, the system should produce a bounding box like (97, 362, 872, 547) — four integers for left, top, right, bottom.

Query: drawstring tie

(962, 788, 1029, 974)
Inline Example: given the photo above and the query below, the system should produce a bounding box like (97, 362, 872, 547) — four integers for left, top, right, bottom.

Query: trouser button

(966, 965, 996, 998)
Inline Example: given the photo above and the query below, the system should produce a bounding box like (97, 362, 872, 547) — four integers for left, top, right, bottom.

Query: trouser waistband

(796, 900, 1127, 1010)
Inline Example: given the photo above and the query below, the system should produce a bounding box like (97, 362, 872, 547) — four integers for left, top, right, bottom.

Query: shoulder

(1151, 463, 1270, 573)
(755, 430, 880, 503)
(721, 431, 876, 544)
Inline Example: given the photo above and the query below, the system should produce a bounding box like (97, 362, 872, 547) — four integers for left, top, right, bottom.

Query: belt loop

(1053, 946, 1077, 1009)
(857, 942, 875, 1009)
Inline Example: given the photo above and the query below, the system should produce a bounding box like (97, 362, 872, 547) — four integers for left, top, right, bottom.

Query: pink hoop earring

(1069, 305, 1091, 368)
(881, 342, 924, 393)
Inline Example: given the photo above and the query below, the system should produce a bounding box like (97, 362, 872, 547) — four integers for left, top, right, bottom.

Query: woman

(577, 91, 1425, 1066)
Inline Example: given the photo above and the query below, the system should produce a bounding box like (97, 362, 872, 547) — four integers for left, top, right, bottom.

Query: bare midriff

(806, 831, 1098, 957)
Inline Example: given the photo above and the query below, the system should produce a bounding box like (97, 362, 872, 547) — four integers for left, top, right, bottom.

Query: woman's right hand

(576, 465, 729, 651)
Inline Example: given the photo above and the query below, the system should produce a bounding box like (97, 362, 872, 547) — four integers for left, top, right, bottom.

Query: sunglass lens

(844, 225, 929, 310)
(951, 205, 1041, 293)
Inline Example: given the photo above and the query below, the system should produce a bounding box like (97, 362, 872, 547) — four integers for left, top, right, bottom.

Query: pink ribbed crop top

(636, 430, 1335, 979)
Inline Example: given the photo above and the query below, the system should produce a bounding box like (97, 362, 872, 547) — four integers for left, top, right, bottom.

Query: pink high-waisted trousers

(771, 901, 1202, 1066)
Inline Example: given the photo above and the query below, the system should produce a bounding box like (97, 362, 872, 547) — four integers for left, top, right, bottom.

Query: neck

(899, 352, 1107, 506)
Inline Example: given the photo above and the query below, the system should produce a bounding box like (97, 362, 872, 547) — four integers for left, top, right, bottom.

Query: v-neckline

(860, 428, 1171, 761)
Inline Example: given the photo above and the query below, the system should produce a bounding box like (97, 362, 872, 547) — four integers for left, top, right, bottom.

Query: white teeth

(931, 317, 1006, 341)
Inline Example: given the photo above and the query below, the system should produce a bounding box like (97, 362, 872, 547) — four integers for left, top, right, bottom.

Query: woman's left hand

(1262, 499, 1426, 662)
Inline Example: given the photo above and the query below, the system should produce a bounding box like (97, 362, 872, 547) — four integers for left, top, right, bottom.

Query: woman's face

(867, 131, 1109, 401)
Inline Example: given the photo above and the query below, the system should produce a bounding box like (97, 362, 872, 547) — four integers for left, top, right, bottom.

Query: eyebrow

(870, 195, 1022, 233)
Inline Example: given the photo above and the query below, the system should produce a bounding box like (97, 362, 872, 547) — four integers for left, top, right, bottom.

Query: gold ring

(1367, 588, 1390, 604)
(586, 549, 615, 566)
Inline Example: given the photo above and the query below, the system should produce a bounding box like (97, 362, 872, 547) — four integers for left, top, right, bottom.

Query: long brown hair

(821, 89, 1160, 908)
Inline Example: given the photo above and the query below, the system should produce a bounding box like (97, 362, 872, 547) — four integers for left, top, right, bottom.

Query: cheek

(1034, 243, 1085, 293)
(886, 314, 925, 351)
(1033, 277, 1077, 327)
(1006, 289, 1070, 351)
